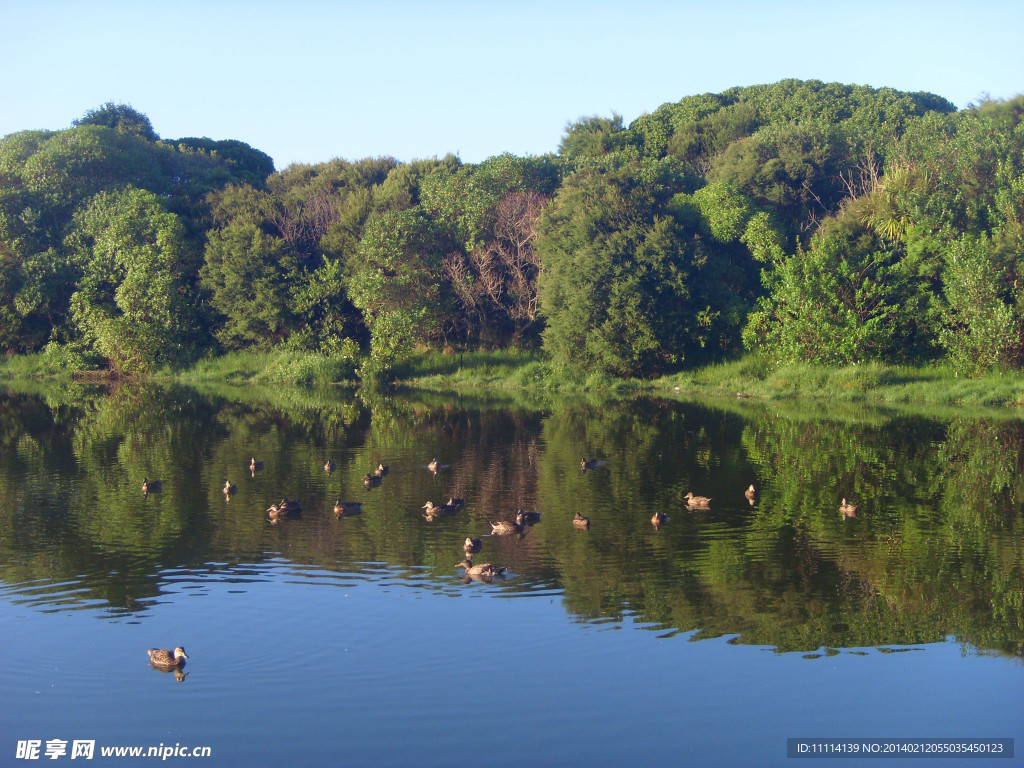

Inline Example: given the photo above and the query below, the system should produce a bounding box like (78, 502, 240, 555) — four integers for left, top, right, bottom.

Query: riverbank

(3, 348, 1024, 408)
(397, 351, 1024, 408)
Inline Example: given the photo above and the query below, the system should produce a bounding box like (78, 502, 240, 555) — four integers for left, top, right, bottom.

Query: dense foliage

(1, 82, 1021, 378)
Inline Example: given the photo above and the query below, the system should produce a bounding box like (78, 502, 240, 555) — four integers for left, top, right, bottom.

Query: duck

(249, 458, 264, 472)
(223, 480, 237, 495)
(580, 458, 598, 472)
(446, 496, 466, 512)
(744, 484, 757, 502)
(141, 478, 162, 496)
(840, 498, 858, 519)
(333, 500, 363, 516)
(147, 646, 188, 668)
(267, 498, 301, 518)
(516, 509, 541, 525)
(684, 492, 712, 509)
(374, 463, 389, 477)
(489, 519, 523, 536)
(363, 473, 382, 488)
(427, 457, 440, 473)
(464, 537, 483, 554)
(457, 559, 507, 577)
(651, 511, 669, 527)
(422, 501, 454, 520)
(573, 511, 591, 530)
(324, 460, 336, 474)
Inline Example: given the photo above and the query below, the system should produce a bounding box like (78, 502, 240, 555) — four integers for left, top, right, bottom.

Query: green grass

(656, 357, 1024, 407)
(6, 345, 1024, 409)
(392, 349, 648, 393)
(159, 350, 358, 387)
(0, 351, 74, 380)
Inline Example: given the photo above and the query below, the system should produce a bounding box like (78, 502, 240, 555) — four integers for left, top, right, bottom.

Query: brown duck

(489, 519, 523, 536)
(147, 646, 188, 668)
(267, 498, 301, 519)
(684, 492, 712, 509)
(334, 500, 363, 516)
(457, 559, 507, 577)
(840, 498, 858, 519)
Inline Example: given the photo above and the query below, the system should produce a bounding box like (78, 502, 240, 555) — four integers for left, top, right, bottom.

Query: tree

(200, 216, 301, 349)
(742, 209, 918, 366)
(536, 153, 715, 376)
(939, 234, 1024, 376)
(443, 190, 548, 346)
(289, 256, 367, 355)
(345, 208, 451, 376)
(66, 188, 199, 372)
(73, 102, 159, 142)
(558, 114, 624, 159)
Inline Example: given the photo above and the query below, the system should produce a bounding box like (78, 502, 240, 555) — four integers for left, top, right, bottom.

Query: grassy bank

(396, 351, 1024, 408)
(662, 357, 1024, 408)
(3, 348, 1024, 408)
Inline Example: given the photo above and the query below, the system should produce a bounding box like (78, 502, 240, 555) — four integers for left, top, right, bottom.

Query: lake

(1, 382, 1021, 767)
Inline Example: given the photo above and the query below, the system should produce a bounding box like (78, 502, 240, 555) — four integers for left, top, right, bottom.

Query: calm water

(1, 383, 1021, 767)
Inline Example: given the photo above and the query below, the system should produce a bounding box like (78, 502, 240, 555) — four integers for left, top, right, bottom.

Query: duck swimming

(580, 458, 598, 472)
(840, 498, 858, 519)
(651, 511, 669, 527)
(324, 460, 336, 474)
(334, 500, 363, 516)
(422, 501, 455, 521)
(489, 519, 523, 536)
(464, 537, 483, 554)
(516, 509, 541, 525)
(223, 480, 237, 495)
(573, 511, 591, 530)
(267, 498, 301, 519)
(457, 559, 507, 577)
(147, 646, 188, 668)
(142, 478, 162, 497)
(684, 492, 712, 509)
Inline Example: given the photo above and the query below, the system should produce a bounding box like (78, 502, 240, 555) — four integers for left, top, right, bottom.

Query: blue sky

(1, 0, 1021, 170)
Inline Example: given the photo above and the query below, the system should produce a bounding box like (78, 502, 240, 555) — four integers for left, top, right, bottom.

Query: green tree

(939, 234, 1024, 376)
(73, 102, 159, 142)
(537, 153, 716, 376)
(288, 256, 366, 355)
(345, 208, 451, 376)
(558, 113, 624, 159)
(200, 215, 301, 349)
(66, 188, 199, 372)
(742, 209, 918, 365)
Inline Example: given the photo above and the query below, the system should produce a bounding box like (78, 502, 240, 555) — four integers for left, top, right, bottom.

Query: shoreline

(4, 350, 1024, 410)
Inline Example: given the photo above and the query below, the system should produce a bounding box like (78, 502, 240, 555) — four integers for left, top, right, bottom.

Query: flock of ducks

(141, 457, 862, 529)
(144, 456, 864, 666)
